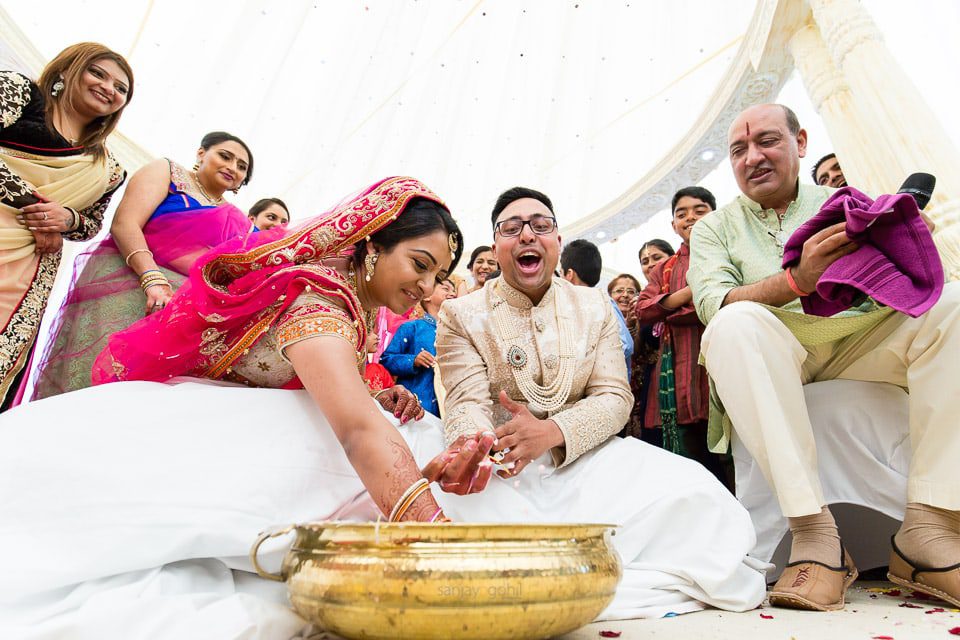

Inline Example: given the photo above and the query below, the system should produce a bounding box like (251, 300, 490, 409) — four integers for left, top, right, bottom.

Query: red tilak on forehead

(745, 121, 750, 136)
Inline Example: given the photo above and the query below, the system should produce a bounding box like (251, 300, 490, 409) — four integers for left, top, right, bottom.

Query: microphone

(897, 173, 936, 210)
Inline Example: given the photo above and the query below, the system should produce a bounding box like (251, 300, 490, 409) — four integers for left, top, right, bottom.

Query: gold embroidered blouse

(436, 277, 633, 467)
(229, 290, 362, 387)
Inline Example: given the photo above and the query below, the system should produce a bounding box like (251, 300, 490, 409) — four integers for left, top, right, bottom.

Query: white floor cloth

(734, 379, 911, 576)
(0, 379, 767, 639)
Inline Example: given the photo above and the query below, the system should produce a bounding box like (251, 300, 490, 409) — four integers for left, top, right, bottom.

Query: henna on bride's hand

(378, 438, 433, 519)
(376, 385, 424, 424)
(396, 389, 424, 423)
(424, 432, 495, 496)
(402, 490, 440, 522)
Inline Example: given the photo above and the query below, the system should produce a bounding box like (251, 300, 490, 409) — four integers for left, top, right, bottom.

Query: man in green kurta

(688, 103, 960, 612)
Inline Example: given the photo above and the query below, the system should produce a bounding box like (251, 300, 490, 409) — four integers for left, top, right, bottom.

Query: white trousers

(701, 282, 960, 517)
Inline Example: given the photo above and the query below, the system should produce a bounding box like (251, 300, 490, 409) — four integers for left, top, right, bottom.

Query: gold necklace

(193, 171, 225, 205)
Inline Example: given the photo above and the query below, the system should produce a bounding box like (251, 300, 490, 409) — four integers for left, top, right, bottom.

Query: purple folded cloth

(782, 187, 943, 318)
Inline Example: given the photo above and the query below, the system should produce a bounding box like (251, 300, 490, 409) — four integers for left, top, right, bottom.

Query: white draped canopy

(2, 0, 958, 279)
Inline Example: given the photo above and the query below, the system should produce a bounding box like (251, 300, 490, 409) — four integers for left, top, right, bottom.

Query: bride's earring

(364, 253, 379, 282)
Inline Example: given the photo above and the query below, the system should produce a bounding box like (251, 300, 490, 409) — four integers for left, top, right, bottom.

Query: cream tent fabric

(1, 1, 958, 278)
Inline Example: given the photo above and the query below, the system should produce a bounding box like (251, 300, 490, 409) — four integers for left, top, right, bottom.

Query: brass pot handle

(249, 525, 295, 582)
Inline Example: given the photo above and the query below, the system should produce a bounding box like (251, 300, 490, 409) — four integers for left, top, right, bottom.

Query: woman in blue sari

(31, 131, 254, 399)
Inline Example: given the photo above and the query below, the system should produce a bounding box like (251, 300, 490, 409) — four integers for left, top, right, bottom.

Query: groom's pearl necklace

(492, 282, 575, 412)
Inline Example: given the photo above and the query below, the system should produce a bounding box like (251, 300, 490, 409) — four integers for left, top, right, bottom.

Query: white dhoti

(0, 379, 766, 639)
(402, 419, 767, 619)
(701, 281, 960, 517)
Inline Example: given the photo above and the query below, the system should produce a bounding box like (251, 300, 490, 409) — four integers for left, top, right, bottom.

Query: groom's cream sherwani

(436, 276, 632, 467)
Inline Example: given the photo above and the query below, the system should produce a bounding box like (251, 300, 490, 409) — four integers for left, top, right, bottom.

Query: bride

(0, 177, 765, 640)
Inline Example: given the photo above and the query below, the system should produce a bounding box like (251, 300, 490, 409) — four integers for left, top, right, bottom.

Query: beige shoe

(888, 535, 960, 608)
(769, 544, 858, 612)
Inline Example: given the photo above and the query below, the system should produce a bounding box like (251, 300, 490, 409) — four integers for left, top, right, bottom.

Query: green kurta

(687, 183, 894, 452)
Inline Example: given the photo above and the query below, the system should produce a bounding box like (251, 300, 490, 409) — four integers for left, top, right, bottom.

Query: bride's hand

(375, 384, 425, 424)
(422, 432, 496, 495)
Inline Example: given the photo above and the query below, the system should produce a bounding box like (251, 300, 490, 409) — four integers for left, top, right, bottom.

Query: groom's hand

(494, 391, 564, 478)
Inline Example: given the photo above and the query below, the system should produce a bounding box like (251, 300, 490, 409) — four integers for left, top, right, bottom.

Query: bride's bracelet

(390, 481, 431, 523)
(388, 478, 430, 522)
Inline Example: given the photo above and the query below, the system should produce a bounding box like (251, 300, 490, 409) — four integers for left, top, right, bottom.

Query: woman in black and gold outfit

(0, 42, 132, 409)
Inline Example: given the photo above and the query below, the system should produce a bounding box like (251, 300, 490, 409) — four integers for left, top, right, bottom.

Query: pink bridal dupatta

(92, 177, 445, 386)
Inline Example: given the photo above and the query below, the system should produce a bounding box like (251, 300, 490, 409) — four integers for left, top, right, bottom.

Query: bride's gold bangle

(391, 482, 432, 523)
(388, 478, 430, 522)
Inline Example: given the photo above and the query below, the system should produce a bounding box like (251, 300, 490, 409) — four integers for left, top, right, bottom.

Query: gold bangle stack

(388, 478, 431, 522)
(139, 269, 170, 292)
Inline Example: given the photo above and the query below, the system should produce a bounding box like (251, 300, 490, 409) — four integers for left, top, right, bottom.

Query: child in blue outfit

(380, 279, 457, 417)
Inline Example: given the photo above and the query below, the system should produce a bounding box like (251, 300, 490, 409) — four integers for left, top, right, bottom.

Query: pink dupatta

(92, 177, 446, 385)
(30, 203, 251, 399)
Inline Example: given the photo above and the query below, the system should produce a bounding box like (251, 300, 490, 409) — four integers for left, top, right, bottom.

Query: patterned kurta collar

(495, 276, 558, 310)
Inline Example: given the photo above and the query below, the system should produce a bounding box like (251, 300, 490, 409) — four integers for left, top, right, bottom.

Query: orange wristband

(785, 267, 811, 297)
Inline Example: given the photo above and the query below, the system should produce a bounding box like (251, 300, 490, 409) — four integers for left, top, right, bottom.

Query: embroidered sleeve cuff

(276, 312, 359, 362)
(443, 404, 492, 445)
(550, 402, 619, 468)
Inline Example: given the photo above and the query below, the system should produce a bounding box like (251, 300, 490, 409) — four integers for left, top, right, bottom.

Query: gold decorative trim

(0, 253, 58, 402)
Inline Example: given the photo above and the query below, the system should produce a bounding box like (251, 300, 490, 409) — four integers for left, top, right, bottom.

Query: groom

(435, 187, 632, 473)
(430, 187, 768, 619)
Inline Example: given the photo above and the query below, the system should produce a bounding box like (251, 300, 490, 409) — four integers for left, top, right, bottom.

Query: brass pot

(251, 522, 621, 640)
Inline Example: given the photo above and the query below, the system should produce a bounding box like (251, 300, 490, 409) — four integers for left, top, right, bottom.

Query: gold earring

(192, 163, 200, 172)
(364, 253, 379, 282)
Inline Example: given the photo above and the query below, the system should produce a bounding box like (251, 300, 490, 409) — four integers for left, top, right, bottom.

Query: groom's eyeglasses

(494, 216, 558, 237)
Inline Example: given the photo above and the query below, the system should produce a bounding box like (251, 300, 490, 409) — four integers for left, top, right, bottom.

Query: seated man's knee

(938, 280, 960, 306)
(920, 280, 960, 328)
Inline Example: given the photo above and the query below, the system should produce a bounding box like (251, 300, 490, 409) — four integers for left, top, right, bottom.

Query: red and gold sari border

(201, 177, 445, 289)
